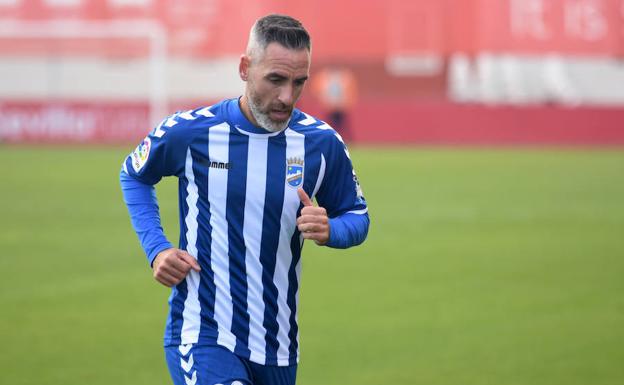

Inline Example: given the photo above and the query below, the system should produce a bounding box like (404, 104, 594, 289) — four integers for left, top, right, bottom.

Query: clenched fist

(152, 248, 201, 287)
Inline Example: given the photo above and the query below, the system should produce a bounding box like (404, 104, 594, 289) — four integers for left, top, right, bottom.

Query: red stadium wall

(348, 101, 624, 146)
(2, 100, 624, 146)
(302, 96, 624, 146)
(0, 101, 149, 144)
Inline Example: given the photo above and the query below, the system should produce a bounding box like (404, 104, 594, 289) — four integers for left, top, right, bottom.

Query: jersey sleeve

(122, 112, 192, 185)
(314, 132, 369, 248)
(120, 112, 194, 264)
(120, 170, 173, 265)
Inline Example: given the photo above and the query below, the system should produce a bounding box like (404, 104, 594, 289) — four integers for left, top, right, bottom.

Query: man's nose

(278, 84, 295, 106)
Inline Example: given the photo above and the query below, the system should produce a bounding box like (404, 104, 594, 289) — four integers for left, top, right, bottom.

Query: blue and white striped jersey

(121, 98, 368, 366)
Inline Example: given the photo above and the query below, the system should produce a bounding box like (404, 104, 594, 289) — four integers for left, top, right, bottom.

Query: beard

(247, 90, 292, 133)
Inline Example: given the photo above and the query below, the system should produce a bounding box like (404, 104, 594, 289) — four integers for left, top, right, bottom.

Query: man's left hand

(296, 188, 329, 245)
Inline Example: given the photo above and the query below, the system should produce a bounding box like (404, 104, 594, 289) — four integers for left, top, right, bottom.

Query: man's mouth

(270, 109, 291, 121)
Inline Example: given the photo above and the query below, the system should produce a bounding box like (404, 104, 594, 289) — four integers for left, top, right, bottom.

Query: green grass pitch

(1, 146, 623, 385)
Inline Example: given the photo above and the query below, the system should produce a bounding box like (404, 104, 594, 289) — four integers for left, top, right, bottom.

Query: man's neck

(238, 95, 258, 126)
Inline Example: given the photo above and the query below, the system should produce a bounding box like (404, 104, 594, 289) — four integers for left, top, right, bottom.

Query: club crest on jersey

(286, 157, 304, 188)
(131, 137, 151, 172)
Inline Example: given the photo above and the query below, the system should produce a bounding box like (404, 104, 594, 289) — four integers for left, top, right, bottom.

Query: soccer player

(120, 14, 369, 385)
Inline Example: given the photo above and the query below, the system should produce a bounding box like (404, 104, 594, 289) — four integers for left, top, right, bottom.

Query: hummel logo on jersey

(209, 161, 231, 170)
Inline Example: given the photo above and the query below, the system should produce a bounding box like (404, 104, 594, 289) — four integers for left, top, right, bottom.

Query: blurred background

(1, 1, 623, 385)
(2, 0, 624, 144)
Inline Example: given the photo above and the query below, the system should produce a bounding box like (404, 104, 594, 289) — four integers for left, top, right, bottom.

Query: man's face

(243, 43, 310, 132)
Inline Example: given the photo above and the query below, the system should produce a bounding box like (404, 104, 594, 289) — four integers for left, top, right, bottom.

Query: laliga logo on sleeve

(286, 157, 304, 188)
(131, 137, 151, 172)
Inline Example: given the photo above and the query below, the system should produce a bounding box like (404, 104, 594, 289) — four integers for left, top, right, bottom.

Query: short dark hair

(250, 14, 311, 52)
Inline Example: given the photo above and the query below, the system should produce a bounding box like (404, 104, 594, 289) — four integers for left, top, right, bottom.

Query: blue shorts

(164, 344, 297, 385)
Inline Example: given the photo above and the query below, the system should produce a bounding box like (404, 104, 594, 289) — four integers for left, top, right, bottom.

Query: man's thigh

(165, 344, 251, 385)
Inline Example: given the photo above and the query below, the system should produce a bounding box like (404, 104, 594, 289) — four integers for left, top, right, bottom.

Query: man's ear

(239, 54, 250, 81)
